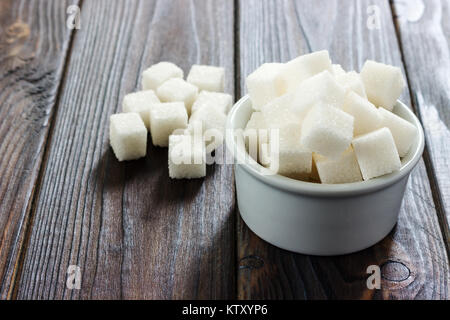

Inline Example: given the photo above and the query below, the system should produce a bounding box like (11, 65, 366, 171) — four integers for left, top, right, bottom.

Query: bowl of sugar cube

(226, 50, 424, 255)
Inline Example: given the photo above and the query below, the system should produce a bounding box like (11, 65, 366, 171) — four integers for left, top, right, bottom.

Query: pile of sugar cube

(244, 50, 417, 183)
(110, 62, 232, 179)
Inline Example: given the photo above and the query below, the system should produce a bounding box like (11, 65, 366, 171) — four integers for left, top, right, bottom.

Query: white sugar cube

(269, 123, 312, 179)
(277, 50, 333, 93)
(187, 65, 225, 92)
(290, 71, 347, 120)
(168, 134, 206, 179)
(245, 63, 285, 110)
(149, 102, 188, 147)
(244, 112, 269, 164)
(332, 64, 346, 76)
(360, 60, 405, 111)
(122, 90, 160, 130)
(142, 62, 183, 90)
(191, 91, 232, 115)
(378, 108, 417, 157)
(188, 106, 227, 151)
(260, 92, 302, 132)
(335, 71, 367, 98)
(352, 127, 401, 180)
(109, 113, 147, 161)
(314, 147, 362, 184)
(300, 102, 354, 158)
(342, 91, 381, 136)
(156, 78, 198, 114)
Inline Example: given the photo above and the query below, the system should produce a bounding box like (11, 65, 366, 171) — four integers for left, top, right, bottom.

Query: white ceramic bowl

(225, 95, 425, 256)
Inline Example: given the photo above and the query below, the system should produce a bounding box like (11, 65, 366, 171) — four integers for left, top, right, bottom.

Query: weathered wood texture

(392, 0, 450, 240)
(0, 0, 77, 299)
(237, 0, 449, 299)
(15, 0, 235, 299)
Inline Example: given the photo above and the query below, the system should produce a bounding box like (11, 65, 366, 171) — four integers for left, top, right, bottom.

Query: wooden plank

(237, 0, 449, 299)
(392, 0, 450, 243)
(16, 0, 235, 299)
(0, 0, 78, 299)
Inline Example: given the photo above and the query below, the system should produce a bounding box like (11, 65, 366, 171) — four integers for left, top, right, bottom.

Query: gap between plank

(389, 2, 450, 260)
(233, 0, 241, 300)
(8, 0, 85, 299)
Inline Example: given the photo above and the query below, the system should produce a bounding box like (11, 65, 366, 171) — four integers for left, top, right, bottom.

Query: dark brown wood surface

(14, 0, 235, 299)
(237, 0, 449, 299)
(392, 0, 450, 243)
(0, 0, 448, 300)
(0, 0, 78, 299)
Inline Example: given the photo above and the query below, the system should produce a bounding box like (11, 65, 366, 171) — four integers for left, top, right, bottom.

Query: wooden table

(0, 0, 449, 300)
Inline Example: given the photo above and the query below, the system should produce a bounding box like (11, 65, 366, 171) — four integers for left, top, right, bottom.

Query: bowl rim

(225, 95, 425, 197)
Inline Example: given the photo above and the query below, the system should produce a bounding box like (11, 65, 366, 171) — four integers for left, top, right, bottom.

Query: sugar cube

(300, 102, 354, 158)
(277, 50, 333, 93)
(332, 64, 346, 76)
(360, 60, 405, 111)
(335, 71, 367, 98)
(156, 78, 198, 114)
(290, 71, 347, 120)
(269, 123, 312, 179)
(245, 63, 285, 110)
(142, 62, 183, 90)
(187, 65, 225, 92)
(168, 134, 206, 179)
(260, 92, 302, 132)
(191, 91, 232, 115)
(342, 91, 381, 136)
(378, 108, 417, 157)
(313, 147, 362, 184)
(244, 112, 269, 164)
(149, 102, 188, 147)
(122, 90, 160, 130)
(189, 106, 227, 151)
(109, 113, 147, 161)
(352, 127, 401, 180)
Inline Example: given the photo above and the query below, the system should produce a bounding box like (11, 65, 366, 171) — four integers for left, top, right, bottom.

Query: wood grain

(15, 0, 235, 299)
(0, 0, 78, 299)
(392, 0, 450, 244)
(237, 0, 449, 299)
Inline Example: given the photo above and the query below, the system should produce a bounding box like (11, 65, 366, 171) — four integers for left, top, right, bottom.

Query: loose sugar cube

(244, 112, 269, 164)
(168, 134, 206, 179)
(191, 91, 232, 115)
(156, 78, 198, 114)
(378, 108, 417, 157)
(149, 102, 188, 147)
(360, 60, 405, 111)
(269, 123, 312, 179)
(335, 71, 367, 98)
(187, 65, 225, 92)
(352, 127, 401, 180)
(314, 147, 362, 184)
(300, 102, 354, 158)
(246, 63, 285, 110)
(290, 71, 347, 120)
(332, 64, 346, 76)
(277, 50, 333, 93)
(342, 91, 381, 136)
(122, 90, 160, 130)
(189, 106, 227, 151)
(189, 106, 227, 135)
(109, 113, 147, 161)
(142, 62, 183, 90)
